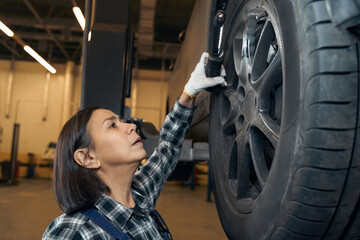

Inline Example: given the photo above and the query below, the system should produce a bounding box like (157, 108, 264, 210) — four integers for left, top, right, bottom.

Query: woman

(42, 52, 226, 239)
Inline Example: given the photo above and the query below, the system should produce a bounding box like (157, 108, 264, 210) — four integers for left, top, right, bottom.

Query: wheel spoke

(251, 20, 275, 81)
(234, 132, 251, 198)
(251, 112, 280, 149)
(233, 31, 247, 85)
(234, 34, 251, 85)
(248, 128, 269, 189)
(253, 51, 282, 94)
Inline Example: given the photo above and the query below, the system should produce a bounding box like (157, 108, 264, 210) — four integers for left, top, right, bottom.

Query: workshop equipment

(206, 6, 226, 92)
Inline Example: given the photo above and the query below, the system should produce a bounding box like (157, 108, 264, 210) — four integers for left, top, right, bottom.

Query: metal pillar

(8, 123, 20, 185)
(81, 0, 131, 116)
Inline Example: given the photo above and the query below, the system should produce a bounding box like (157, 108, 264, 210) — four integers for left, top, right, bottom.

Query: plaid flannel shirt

(42, 100, 195, 240)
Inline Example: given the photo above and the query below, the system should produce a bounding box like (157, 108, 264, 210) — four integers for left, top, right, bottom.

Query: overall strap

(150, 210, 173, 240)
(80, 208, 130, 240)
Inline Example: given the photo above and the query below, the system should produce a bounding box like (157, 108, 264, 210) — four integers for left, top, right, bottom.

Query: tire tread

(280, 0, 360, 239)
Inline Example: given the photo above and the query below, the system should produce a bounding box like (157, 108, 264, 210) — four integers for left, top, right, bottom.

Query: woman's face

(87, 108, 146, 167)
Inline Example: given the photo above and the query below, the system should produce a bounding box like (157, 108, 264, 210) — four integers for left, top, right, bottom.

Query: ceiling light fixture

(24, 45, 56, 74)
(72, 6, 85, 31)
(0, 20, 56, 74)
(0, 20, 14, 37)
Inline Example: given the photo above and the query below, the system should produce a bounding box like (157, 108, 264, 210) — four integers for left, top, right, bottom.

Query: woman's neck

(108, 187, 136, 208)
(97, 163, 138, 208)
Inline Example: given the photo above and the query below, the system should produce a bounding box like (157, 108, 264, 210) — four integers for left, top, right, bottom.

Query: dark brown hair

(54, 106, 110, 214)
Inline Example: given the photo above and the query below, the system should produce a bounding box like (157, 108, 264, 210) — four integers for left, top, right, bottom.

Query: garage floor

(0, 178, 227, 240)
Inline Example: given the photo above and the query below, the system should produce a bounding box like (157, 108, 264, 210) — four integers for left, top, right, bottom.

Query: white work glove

(184, 52, 227, 98)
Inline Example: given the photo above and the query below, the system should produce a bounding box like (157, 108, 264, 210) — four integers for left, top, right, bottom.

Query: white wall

(0, 60, 170, 166)
(128, 69, 170, 130)
(0, 60, 81, 161)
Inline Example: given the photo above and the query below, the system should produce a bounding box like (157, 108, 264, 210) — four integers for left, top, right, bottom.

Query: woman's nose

(127, 123, 137, 134)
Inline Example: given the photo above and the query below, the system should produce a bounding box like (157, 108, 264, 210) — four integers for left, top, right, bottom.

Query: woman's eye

(110, 122, 117, 128)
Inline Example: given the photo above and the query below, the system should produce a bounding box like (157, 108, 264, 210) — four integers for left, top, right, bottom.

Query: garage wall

(128, 69, 170, 130)
(0, 60, 81, 164)
(0, 60, 169, 172)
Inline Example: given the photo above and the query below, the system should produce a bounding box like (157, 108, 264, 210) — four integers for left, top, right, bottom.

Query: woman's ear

(73, 148, 101, 169)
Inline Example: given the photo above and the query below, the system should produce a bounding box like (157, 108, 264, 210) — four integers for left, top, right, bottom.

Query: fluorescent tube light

(0, 21, 14, 37)
(24, 45, 56, 74)
(72, 6, 85, 31)
(0, 21, 56, 74)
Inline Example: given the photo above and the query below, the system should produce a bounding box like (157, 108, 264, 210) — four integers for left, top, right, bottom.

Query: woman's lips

(133, 137, 142, 146)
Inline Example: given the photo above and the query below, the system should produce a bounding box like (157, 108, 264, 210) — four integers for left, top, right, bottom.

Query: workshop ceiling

(0, 0, 196, 70)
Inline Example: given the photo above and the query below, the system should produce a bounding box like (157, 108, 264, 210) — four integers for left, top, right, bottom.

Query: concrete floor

(0, 178, 227, 240)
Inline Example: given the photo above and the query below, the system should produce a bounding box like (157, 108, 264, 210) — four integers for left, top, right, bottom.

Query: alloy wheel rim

(218, 7, 283, 206)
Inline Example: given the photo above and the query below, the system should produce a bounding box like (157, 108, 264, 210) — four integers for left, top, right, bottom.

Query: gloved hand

(184, 52, 227, 98)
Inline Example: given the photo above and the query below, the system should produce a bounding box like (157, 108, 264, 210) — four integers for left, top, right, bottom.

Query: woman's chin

(140, 149, 147, 160)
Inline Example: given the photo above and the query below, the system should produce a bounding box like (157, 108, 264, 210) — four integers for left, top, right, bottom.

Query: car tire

(208, 0, 360, 239)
